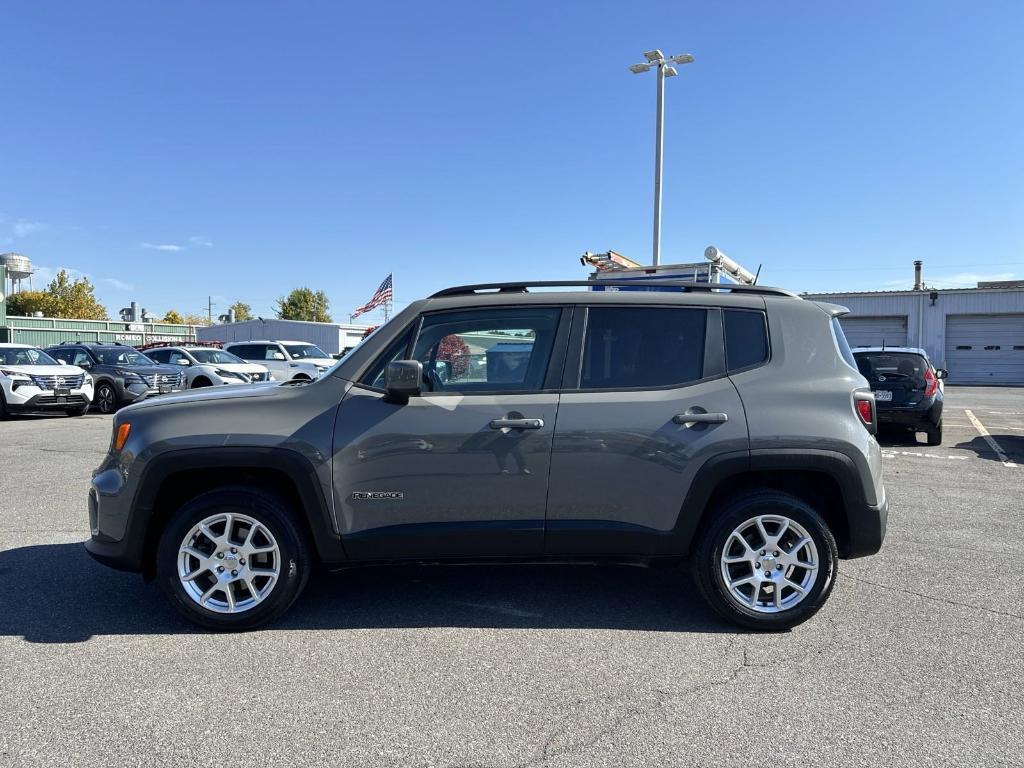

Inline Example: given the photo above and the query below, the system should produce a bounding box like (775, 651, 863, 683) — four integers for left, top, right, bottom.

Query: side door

(333, 305, 570, 560)
(545, 304, 749, 555)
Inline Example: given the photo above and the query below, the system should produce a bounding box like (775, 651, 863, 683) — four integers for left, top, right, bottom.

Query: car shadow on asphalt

(953, 435, 1024, 463)
(0, 543, 739, 642)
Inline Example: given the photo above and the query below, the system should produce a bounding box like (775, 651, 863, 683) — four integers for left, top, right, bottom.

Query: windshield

(285, 344, 329, 360)
(0, 347, 59, 366)
(854, 352, 929, 385)
(93, 348, 156, 366)
(188, 349, 246, 365)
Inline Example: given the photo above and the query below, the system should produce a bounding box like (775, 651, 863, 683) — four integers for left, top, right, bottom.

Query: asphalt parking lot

(1, 386, 1021, 767)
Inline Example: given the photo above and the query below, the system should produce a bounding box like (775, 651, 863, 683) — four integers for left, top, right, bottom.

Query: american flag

(351, 274, 393, 319)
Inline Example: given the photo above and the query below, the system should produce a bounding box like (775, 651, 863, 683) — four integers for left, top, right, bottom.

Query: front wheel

(156, 487, 311, 631)
(95, 382, 118, 414)
(693, 491, 837, 631)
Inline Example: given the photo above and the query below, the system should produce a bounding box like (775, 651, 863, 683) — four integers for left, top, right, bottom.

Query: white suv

(0, 343, 94, 418)
(141, 345, 272, 388)
(222, 340, 334, 381)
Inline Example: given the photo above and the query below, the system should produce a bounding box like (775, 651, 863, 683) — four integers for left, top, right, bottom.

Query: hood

(214, 362, 268, 373)
(121, 380, 288, 412)
(295, 358, 336, 368)
(117, 364, 185, 376)
(0, 364, 87, 377)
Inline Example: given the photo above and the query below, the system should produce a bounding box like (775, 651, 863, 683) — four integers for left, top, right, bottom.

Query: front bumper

(7, 390, 92, 411)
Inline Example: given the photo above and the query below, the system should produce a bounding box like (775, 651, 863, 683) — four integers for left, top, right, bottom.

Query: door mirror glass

(936, 368, 948, 379)
(384, 360, 422, 401)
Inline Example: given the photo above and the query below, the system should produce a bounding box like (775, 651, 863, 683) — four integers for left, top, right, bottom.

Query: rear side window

(723, 309, 769, 372)
(831, 318, 858, 371)
(580, 307, 706, 390)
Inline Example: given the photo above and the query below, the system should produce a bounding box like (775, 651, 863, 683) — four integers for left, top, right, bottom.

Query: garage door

(839, 316, 908, 348)
(945, 314, 1024, 385)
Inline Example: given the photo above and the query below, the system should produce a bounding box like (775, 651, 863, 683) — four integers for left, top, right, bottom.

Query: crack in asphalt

(443, 617, 842, 768)
(843, 573, 1024, 621)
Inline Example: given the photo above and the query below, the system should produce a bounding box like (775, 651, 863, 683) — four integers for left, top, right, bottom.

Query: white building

(805, 279, 1024, 385)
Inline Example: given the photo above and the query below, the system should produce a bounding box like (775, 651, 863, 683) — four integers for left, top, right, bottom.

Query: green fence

(0, 314, 199, 347)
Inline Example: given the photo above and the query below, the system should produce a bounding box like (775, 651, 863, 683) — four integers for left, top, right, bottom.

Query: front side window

(284, 344, 328, 360)
(411, 308, 561, 393)
(189, 349, 245, 365)
(70, 349, 95, 367)
(146, 349, 170, 363)
(580, 307, 706, 390)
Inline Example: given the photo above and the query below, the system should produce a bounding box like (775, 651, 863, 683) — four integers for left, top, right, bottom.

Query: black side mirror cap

(384, 360, 422, 403)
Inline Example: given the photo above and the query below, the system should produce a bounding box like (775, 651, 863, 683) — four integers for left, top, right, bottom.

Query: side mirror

(57, 359, 67, 366)
(175, 359, 190, 366)
(384, 360, 422, 403)
(77, 360, 92, 370)
(935, 368, 948, 380)
(272, 352, 287, 361)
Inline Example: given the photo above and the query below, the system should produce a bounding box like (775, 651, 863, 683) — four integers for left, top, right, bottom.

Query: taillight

(924, 367, 938, 397)
(856, 399, 873, 426)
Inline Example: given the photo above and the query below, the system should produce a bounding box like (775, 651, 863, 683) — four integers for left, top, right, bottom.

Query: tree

(162, 309, 184, 324)
(6, 290, 52, 317)
(41, 270, 109, 319)
(228, 301, 253, 322)
(275, 287, 332, 322)
(182, 314, 211, 327)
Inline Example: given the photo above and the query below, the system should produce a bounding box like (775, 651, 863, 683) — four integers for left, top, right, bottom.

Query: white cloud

(12, 219, 46, 238)
(140, 242, 184, 252)
(100, 277, 135, 291)
(188, 235, 213, 247)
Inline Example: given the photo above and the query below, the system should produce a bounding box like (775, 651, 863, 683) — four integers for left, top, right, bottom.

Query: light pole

(630, 49, 694, 266)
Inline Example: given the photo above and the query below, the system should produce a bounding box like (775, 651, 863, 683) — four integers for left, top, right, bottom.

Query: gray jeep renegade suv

(87, 280, 886, 631)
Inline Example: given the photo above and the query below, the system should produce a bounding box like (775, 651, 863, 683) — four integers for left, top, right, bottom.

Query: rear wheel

(926, 423, 943, 446)
(693, 491, 837, 631)
(156, 487, 311, 631)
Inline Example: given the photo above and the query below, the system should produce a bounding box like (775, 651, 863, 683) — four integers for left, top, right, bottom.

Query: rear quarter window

(831, 317, 859, 371)
(723, 309, 769, 372)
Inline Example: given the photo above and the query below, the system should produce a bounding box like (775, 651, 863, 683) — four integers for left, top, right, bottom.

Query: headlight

(84, 374, 94, 385)
(122, 371, 145, 385)
(215, 368, 247, 381)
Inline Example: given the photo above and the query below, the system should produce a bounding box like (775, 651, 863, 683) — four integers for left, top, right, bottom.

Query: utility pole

(629, 49, 695, 266)
(206, 296, 215, 325)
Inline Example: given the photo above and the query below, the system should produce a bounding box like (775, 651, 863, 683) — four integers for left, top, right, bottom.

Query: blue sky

(2, 1, 1022, 324)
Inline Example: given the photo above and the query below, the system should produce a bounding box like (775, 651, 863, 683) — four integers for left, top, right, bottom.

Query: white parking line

(881, 450, 967, 461)
(965, 409, 1018, 468)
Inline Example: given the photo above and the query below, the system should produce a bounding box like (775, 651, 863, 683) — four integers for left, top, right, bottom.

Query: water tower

(0, 252, 34, 294)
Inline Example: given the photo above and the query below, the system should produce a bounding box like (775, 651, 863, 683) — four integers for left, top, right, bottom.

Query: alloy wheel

(719, 514, 819, 613)
(177, 512, 281, 614)
(97, 385, 116, 414)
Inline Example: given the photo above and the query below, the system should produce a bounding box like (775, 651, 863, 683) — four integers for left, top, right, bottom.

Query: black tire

(693, 491, 838, 631)
(926, 423, 942, 446)
(0, 390, 9, 420)
(191, 377, 212, 388)
(65, 405, 90, 417)
(95, 382, 118, 414)
(156, 486, 311, 631)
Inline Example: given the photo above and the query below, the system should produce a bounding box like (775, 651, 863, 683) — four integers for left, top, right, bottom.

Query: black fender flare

(131, 447, 347, 570)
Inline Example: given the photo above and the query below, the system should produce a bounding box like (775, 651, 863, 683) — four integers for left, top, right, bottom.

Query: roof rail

(429, 280, 798, 299)
(136, 340, 221, 351)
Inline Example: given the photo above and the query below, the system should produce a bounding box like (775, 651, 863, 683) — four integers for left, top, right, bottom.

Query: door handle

(490, 418, 544, 430)
(673, 412, 728, 425)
